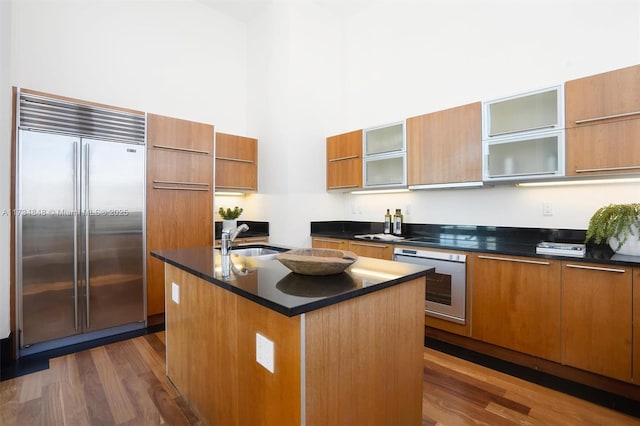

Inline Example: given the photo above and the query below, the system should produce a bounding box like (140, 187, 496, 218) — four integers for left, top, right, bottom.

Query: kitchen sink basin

(229, 244, 289, 260)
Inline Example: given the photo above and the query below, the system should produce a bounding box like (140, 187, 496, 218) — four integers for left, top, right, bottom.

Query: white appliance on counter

(393, 247, 466, 325)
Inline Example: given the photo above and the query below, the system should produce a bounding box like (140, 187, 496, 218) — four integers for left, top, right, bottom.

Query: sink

(229, 244, 289, 260)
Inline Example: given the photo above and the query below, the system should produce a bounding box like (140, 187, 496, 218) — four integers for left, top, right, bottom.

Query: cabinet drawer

(348, 240, 393, 260)
(148, 149, 213, 190)
(311, 237, 348, 250)
(565, 119, 640, 176)
(147, 113, 214, 154)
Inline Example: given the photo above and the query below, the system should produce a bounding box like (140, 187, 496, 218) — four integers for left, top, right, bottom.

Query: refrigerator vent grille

(19, 93, 146, 144)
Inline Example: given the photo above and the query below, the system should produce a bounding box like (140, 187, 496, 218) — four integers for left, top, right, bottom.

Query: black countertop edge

(151, 249, 433, 317)
(310, 222, 640, 267)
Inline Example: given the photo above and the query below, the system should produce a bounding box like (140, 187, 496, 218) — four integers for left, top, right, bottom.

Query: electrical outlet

(543, 202, 553, 216)
(256, 333, 274, 373)
(171, 282, 180, 304)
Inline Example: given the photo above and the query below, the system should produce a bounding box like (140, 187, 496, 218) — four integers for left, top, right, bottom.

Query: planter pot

(222, 219, 237, 231)
(609, 224, 640, 256)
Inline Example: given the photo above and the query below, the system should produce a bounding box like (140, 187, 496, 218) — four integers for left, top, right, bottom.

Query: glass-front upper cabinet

(482, 85, 565, 181)
(363, 122, 406, 188)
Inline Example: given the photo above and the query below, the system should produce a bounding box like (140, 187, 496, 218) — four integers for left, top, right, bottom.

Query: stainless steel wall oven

(393, 247, 466, 324)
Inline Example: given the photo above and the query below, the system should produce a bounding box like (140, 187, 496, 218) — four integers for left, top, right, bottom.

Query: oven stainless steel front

(393, 247, 466, 324)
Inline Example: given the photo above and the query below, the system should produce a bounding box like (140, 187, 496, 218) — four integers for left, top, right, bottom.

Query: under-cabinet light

(516, 177, 640, 187)
(350, 188, 411, 195)
(215, 191, 246, 196)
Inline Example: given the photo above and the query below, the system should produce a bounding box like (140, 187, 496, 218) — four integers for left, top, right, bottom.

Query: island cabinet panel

(304, 278, 424, 425)
(406, 102, 482, 186)
(634, 268, 640, 384)
(215, 132, 258, 192)
(470, 254, 562, 362)
(326, 129, 363, 191)
(146, 113, 213, 318)
(564, 64, 640, 176)
(561, 261, 632, 382)
(163, 264, 425, 426)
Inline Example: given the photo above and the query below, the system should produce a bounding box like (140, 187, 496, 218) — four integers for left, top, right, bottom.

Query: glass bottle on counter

(393, 209, 403, 235)
(384, 209, 392, 234)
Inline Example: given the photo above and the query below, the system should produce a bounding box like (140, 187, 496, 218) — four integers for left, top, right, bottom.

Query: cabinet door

(215, 133, 258, 191)
(148, 149, 213, 188)
(565, 64, 640, 128)
(471, 254, 561, 361)
(407, 102, 481, 186)
(348, 241, 393, 260)
(311, 237, 348, 250)
(561, 262, 632, 382)
(565, 119, 640, 176)
(327, 130, 363, 191)
(147, 113, 214, 154)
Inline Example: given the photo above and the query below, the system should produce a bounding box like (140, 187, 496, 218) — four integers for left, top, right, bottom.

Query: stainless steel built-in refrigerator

(16, 127, 145, 356)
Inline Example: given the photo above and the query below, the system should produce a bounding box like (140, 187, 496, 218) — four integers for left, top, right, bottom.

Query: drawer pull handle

(216, 185, 255, 190)
(350, 242, 389, 248)
(329, 155, 359, 162)
(575, 165, 640, 173)
(153, 185, 210, 191)
(153, 179, 209, 187)
(478, 255, 550, 265)
(314, 238, 345, 244)
(489, 124, 556, 137)
(575, 110, 640, 125)
(328, 184, 359, 189)
(153, 144, 211, 155)
(216, 156, 254, 163)
(565, 264, 625, 273)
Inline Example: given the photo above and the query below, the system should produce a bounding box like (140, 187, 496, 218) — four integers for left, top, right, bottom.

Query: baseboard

(1, 332, 12, 368)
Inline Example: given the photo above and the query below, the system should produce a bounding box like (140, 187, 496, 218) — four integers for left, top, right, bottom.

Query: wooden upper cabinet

(407, 102, 482, 187)
(470, 253, 562, 362)
(215, 132, 258, 192)
(147, 113, 214, 154)
(561, 261, 633, 382)
(565, 64, 640, 176)
(326, 129, 363, 191)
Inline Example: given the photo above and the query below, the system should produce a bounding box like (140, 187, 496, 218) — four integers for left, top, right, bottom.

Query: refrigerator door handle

(84, 143, 91, 329)
(73, 141, 79, 331)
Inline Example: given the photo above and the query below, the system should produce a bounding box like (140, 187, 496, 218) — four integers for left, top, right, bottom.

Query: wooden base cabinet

(470, 254, 561, 361)
(634, 268, 640, 384)
(561, 262, 633, 382)
(311, 237, 392, 260)
(146, 113, 214, 317)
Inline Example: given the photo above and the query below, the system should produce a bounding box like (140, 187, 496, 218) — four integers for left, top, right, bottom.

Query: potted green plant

(219, 206, 243, 230)
(585, 203, 640, 256)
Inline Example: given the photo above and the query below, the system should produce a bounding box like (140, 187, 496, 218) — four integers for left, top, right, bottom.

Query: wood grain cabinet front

(470, 253, 562, 362)
(565, 64, 640, 176)
(215, 132, 258, 192)
(407, 102, 482, 188)
(326, 129, 363, 191)
(311, 237, 349, 250)
(634, 268, 640, 384)
(146, 114, 214, 318)
(561, 261, 633, 382)
(347, 240, 393, 260)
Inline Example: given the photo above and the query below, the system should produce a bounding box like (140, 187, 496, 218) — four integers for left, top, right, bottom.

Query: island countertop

(151, 245, 433, 317)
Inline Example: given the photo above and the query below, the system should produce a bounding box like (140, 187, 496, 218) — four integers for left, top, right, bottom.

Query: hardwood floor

(1, 332, 639, 425)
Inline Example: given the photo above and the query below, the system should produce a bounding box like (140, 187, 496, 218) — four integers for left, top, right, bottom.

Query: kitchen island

(151, 246, 433, 426)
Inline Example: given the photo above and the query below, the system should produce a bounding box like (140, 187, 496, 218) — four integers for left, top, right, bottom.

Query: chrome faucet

(220, 224, 249, 255)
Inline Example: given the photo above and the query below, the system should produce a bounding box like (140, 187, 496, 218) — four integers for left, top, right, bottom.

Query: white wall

(244, 0, 640, 248)
(1, 0, 249, 339)
(1, 0, 13, 343)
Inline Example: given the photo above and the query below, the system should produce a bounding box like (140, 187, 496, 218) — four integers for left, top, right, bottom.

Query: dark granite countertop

(310, 221, 640, 268)
(151, 245, 433, 317)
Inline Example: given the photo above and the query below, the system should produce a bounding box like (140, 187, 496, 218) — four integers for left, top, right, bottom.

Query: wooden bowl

(276, 248, 358, 276)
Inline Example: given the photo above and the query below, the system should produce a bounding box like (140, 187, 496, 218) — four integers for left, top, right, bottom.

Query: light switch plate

(171, 282, 180, 304)
(256, 333, 274, 373)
